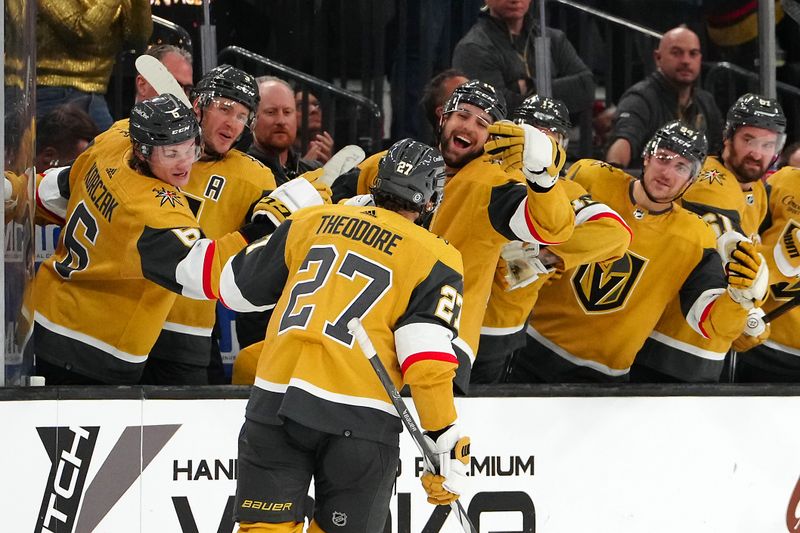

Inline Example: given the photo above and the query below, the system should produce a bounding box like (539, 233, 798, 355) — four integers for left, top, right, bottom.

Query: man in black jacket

(451, 0, 594, 117)
(606, 26, 723, 169)
(248, 76, 321, 186)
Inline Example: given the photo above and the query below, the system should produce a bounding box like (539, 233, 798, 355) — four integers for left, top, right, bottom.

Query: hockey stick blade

(347, 318, 477, 533)
(320, 145, 365, 187)
(135, 55, 193, 109)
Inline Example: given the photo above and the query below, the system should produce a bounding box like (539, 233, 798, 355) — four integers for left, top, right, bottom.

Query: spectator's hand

(304, 132, 334, 163)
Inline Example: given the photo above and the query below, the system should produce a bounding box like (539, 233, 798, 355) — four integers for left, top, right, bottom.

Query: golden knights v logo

(571, 251, 648, 312)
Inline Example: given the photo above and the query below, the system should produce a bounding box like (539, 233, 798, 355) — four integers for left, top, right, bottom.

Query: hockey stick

(134, 55, 193, 109)
(763, 295, 800, 324)
(319, 144, 365, 187)
(347, 318, 477, 533)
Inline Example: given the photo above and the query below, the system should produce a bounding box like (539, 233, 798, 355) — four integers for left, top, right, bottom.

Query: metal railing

(218, 46, 383, 155)
(704, 60, 800, 127)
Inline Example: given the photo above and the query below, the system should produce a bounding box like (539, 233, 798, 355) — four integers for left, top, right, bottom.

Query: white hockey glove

(341, 193, 375, 207)
(251, 178, 325, 226)
(484, 121, 566, 191)
(420, 424, 470, 506)
(500, 241, 555, 290)
(731, 307, 770, 352)
(718, 231, 769, 310)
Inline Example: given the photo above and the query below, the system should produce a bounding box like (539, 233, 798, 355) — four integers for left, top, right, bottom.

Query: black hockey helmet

(724, 93, 787, 138)
(191, 64, 259, 125)
(442, 79, 506, 123)
(512, 95, 572, 143)
(643, 120, 708, 179)
(129, 94, 200, 158)
(371, 138, 446, 219)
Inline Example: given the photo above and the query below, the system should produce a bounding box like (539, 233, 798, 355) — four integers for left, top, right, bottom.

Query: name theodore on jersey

(315, 214, 403, 256)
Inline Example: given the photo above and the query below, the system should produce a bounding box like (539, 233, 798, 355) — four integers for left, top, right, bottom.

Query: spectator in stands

(779, 141, 800, 168)
(294, 89, 334, 163)
(134, 44, 194, 104)
(250, 77, 322, 186)
(606, 26, 723, 169)
(451, 0, 594, 117)
(419, 69, 469, 144)
(35, 104, 98, 172)
(36, 0, 152, 131)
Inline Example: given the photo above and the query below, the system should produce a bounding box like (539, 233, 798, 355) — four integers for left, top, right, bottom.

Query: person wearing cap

(633, 94, 786, 382)
(506, 121, 767, 383)
(28, 94, 280, 385)
(355, 79, 575, 388)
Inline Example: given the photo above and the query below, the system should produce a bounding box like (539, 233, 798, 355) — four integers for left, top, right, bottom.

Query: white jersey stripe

(34, 311, 147, 363)
(526, 324, 629, 376)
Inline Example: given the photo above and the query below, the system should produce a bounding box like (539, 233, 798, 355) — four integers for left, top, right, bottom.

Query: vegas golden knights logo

(571, 251, 647, 313)
(770, 278, 800, 300)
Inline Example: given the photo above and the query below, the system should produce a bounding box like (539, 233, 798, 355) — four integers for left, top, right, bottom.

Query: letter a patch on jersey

(571, 251, 647, 313)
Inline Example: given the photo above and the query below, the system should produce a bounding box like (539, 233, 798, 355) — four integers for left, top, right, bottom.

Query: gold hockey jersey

(479, 177, 631, 356)
(84, 119, 278, 365)
(219, 204, 464, 445)
(527, 159, 729, 379)
(429, 156, 574, 372)
(636, 156, 768, 381)
(742, 167, 800, 371)
(32, 139, 247, 383)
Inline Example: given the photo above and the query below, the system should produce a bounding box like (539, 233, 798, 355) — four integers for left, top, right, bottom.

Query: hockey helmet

(442, 79, 507, 123)
(512, 95, 572, 144)
(725, 93, 786, 137)
(191, 64, 259, 126)
(642, 120, 708, 178)
(129, 93, 200, 158)
(371, 138, 446, 219)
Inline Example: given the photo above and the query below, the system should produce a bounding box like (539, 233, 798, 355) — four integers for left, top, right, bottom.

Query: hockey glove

(724, 239, 769, 310)
(484, 121, 565, 191)
(420, 424, 470, 506)
(731, 307, 770, 352)
(340, 193, 375, 207)
(500, 241, 555, 290)
(297, 167, 333, 204)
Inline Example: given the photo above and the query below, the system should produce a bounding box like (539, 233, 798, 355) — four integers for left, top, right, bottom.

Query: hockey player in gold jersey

(735, 165, 800, 381)
(633, 94, 785, 382)
(507, 121, 767, 382)
(222, 140, 468, 533)
(60, 64, 329, 384)
(30, 94, 279, 385)
(351, 81, 575, 389)
(474, 95, 631, 383)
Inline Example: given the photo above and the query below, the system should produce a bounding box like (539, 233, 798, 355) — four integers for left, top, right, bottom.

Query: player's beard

(729, 150, 770, 184)
(439, 135, 483, 170)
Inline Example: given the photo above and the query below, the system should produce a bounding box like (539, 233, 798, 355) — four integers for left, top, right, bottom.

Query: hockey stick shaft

(764, 295, 800, 324)
(347, 318, 477, 533)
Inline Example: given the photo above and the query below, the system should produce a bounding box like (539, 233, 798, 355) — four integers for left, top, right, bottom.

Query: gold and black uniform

(475, 177, 631, 383)
(635, 156, 768, 381)
(221, 204, 464, 529)
(88, 119, 278, 378)
(31, 142, 248, 384)
(510, 159, 743, 382)
(737, 166, 800, 381)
